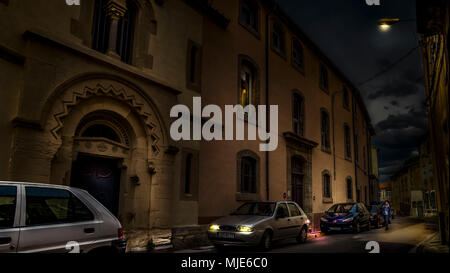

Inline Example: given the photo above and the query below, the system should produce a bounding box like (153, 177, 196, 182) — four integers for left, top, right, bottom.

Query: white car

(0, 181, 126, 253)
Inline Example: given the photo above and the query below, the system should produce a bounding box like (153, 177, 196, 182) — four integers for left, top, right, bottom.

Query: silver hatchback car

(0, 181, 126, 253)
(208, 201, 310, 250)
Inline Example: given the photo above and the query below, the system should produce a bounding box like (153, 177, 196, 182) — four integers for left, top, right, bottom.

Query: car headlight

(342, 218, 353, 222)
(320, 217, 328, 222)
(209, 224, 220, 231)
(237, 226, 253, 232)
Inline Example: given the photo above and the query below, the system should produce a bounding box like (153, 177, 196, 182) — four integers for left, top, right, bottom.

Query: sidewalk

(415, 232, 450, 254)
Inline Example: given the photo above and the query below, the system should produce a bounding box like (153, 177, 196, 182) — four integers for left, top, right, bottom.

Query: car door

(287, 203, 303, 237)
(17, 186, 101, 253)
(0, 185, 21, 253)
(357, 204, 370, 227)
(272, 203, 291, 240)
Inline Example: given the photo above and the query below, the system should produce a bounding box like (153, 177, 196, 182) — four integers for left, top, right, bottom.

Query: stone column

(106, 0, 127, 58)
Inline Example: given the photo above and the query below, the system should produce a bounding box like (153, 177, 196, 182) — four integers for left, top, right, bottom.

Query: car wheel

(296, 227, 307, 244)
(353, 222, 360, 233)
(260, 230, 273, 251)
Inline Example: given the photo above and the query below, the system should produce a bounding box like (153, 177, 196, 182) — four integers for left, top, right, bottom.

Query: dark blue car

(320, 203, 371, 234)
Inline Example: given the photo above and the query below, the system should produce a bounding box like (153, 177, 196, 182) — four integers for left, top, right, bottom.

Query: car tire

(213, 244, 225, 252)
(353, 222, 360, 233)
(260, 230, 273, 251)
(296, 227, 308, 244)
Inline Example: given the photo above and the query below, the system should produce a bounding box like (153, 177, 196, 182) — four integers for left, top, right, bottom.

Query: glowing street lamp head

(378, 18, 400, 32)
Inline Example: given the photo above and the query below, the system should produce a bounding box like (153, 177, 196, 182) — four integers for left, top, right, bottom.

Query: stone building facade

(0, 0, 374, 246)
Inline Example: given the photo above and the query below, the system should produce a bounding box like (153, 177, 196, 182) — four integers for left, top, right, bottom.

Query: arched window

(344, 124, 351, 160)
(81, 124, 121, 143)
(237, 150, 260, 200)
(322, 171, 332, 200)
(92, 0, 136, 64)
(292, 92, 305, 136)
(346, 177, 353, 200)
(186, 40, 202, 91)
(292, 39, 304, 71)
(321, 109, 331, 152)
(239, 57, 259, 107)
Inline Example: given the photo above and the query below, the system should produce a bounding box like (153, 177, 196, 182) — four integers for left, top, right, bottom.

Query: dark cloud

(390, 100, 398, 106)
(368, 82, 419, 100)
(375, 109, 428, 132)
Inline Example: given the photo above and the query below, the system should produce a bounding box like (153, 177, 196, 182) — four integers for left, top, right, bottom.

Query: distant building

(418, 133, 438, 216)
(378, 182, 392, 203)
(391, 157, 421, 216)
(369, 147, 380, 203)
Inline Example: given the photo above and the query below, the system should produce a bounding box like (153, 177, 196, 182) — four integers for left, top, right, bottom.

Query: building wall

(197, 0, 373, 230)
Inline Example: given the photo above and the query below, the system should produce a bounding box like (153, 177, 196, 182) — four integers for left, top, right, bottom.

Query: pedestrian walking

(382, 201, 391, 230)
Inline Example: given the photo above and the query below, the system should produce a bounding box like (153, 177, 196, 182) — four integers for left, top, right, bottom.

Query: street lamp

(378, 18, 416, 31)
(378, 18, 400, 31)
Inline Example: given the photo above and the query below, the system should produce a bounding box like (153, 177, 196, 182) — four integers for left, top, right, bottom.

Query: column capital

(106, 0, 127, 20)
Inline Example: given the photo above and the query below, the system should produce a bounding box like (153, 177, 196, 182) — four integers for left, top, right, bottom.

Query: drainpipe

(331, 89, 343, 181)
(352, 92, 358, 202)
(265, 8, 270, 201)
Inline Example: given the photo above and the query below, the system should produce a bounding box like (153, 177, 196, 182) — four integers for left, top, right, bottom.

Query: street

(175, 217, 436, 254)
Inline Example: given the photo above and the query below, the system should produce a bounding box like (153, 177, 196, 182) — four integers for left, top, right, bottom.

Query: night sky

(277, 0, 427, 182)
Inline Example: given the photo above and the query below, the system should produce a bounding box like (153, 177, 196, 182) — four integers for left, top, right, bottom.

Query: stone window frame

(270, 19, 287, 59)
(346, 176, 354, 201)
(180, 149, 199, 201)
(344, 123, 352, 161)
(186, 39, 203, 92)
(319, 64, 329, 93)
(320, 108, 331, 153)
(236, 150, 261, 202)
(237, 54, 260, 107)
(322, 170, 333, 203)
(291, 38, 305, 74)
(238, 0, 261, 39)
(292, 90, 305, 137)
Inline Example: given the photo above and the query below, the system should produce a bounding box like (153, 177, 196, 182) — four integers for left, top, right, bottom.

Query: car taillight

(118, 228, 124, 239)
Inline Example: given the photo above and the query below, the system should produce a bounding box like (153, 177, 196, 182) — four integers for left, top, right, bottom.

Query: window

(344, 124, 351, 159)
(271, 22, 286, 56)
(116, 0, 137, 64)
(276, 203, 289, 218)
(25, 187, 94, 226)
(322, 171, 332, 200)
(239, 58, 258, 107)
(319, 64, 329, 92)
(241, 157, 257, 193)
(185, 154, 193, 194)
(321, 109, 331, 152)
(343, 87, 350, 109)
(0, 186, 16, 229)
(186, 40, 202, 91)
(288, 203, 300, 217)
(237, 150, 260, 200)
(292, 39, 304, 72)
(81, 124, 121, 143)
(292, 92, 305, 136)
(92, 0, 136, 64)
(239, 0, 259, 35)
(346, 178, 353, 200)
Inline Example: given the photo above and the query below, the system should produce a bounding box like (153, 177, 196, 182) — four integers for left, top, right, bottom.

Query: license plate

(329, 227, 341, 231)
(217, 232, 235, 239)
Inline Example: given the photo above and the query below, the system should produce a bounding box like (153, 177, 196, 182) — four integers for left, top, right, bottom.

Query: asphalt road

(176, 217, 436, 254)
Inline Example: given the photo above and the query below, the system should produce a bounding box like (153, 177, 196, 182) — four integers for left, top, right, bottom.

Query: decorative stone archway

(9, 74, 177, 247)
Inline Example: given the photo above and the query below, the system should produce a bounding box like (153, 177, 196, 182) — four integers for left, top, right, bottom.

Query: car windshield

(232, 202, 276, 216)
(327, 204, 354, 213)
